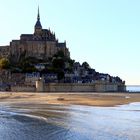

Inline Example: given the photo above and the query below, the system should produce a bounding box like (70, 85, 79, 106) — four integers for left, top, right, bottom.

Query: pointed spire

(37, 6, 40, 21)
(35, 5, 42, 30)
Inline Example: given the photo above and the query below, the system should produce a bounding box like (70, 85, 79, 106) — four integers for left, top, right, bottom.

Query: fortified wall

(11, 81, 125, 92)
(35, 81, 126, 92)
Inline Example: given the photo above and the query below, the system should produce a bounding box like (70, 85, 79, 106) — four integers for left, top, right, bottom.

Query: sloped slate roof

(35, 20, 42, 28)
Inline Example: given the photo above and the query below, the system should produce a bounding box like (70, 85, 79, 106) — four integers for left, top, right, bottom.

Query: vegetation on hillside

(0, 51, 124, 84)
(1, 51, 75, 80)
(0, 58, 10, 69)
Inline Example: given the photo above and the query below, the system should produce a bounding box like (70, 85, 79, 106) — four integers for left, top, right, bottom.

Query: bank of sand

(0, 92, 140, 107)
(0, 92, 140, 118)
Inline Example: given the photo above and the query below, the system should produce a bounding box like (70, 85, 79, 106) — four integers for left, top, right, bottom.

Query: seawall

(36, 81, 126, 92)
(11, 81, 126, 92)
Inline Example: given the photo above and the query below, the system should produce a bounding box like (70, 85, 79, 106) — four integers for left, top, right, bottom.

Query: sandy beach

(0, 92, 140, 107)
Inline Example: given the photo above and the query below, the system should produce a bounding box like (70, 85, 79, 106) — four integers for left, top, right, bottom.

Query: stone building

(0, 7, 70, 61)
(0, 46, 9, 58)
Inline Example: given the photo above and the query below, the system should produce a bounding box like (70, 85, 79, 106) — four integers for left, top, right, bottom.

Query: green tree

(53, 50, 65, 58)
(82, 61, 90, 69)
(0, 58, 10, 69)
(52, 58, 65, 69)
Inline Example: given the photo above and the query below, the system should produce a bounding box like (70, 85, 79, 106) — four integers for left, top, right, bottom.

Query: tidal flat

(0, 92, 140, 140)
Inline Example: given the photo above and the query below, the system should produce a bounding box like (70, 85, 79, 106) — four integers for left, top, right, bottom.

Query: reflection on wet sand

(0, 103, 140, 140)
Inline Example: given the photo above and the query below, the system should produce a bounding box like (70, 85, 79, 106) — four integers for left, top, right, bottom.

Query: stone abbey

(0, 7, 70, 61)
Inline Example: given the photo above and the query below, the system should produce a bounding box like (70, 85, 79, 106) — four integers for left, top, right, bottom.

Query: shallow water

(0, 103, 140, 140)
(127, 86, 140, 92)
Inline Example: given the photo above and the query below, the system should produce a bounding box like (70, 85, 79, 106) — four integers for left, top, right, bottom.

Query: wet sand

(0, 99, 140, 140)
(0, 92, 140, 107)
(0, 92, 140, 140)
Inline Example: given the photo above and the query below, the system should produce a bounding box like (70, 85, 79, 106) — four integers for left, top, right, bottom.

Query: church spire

(37, 6, 40, 21)
(35, 6, 42, 31)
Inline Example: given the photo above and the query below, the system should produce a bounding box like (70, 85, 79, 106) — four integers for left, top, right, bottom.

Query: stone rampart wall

(43, 82, 125, 92)
(10, 81, 125, 92)
(11, 85, 35, 92)
(45, 83, 96, 92)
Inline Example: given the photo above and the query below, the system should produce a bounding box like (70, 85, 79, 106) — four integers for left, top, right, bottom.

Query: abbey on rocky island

(0, 7, 70, 61)
(0, 7, 126, 92)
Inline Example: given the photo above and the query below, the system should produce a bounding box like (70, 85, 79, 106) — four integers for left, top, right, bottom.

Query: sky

(0, 0, 140, 85)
